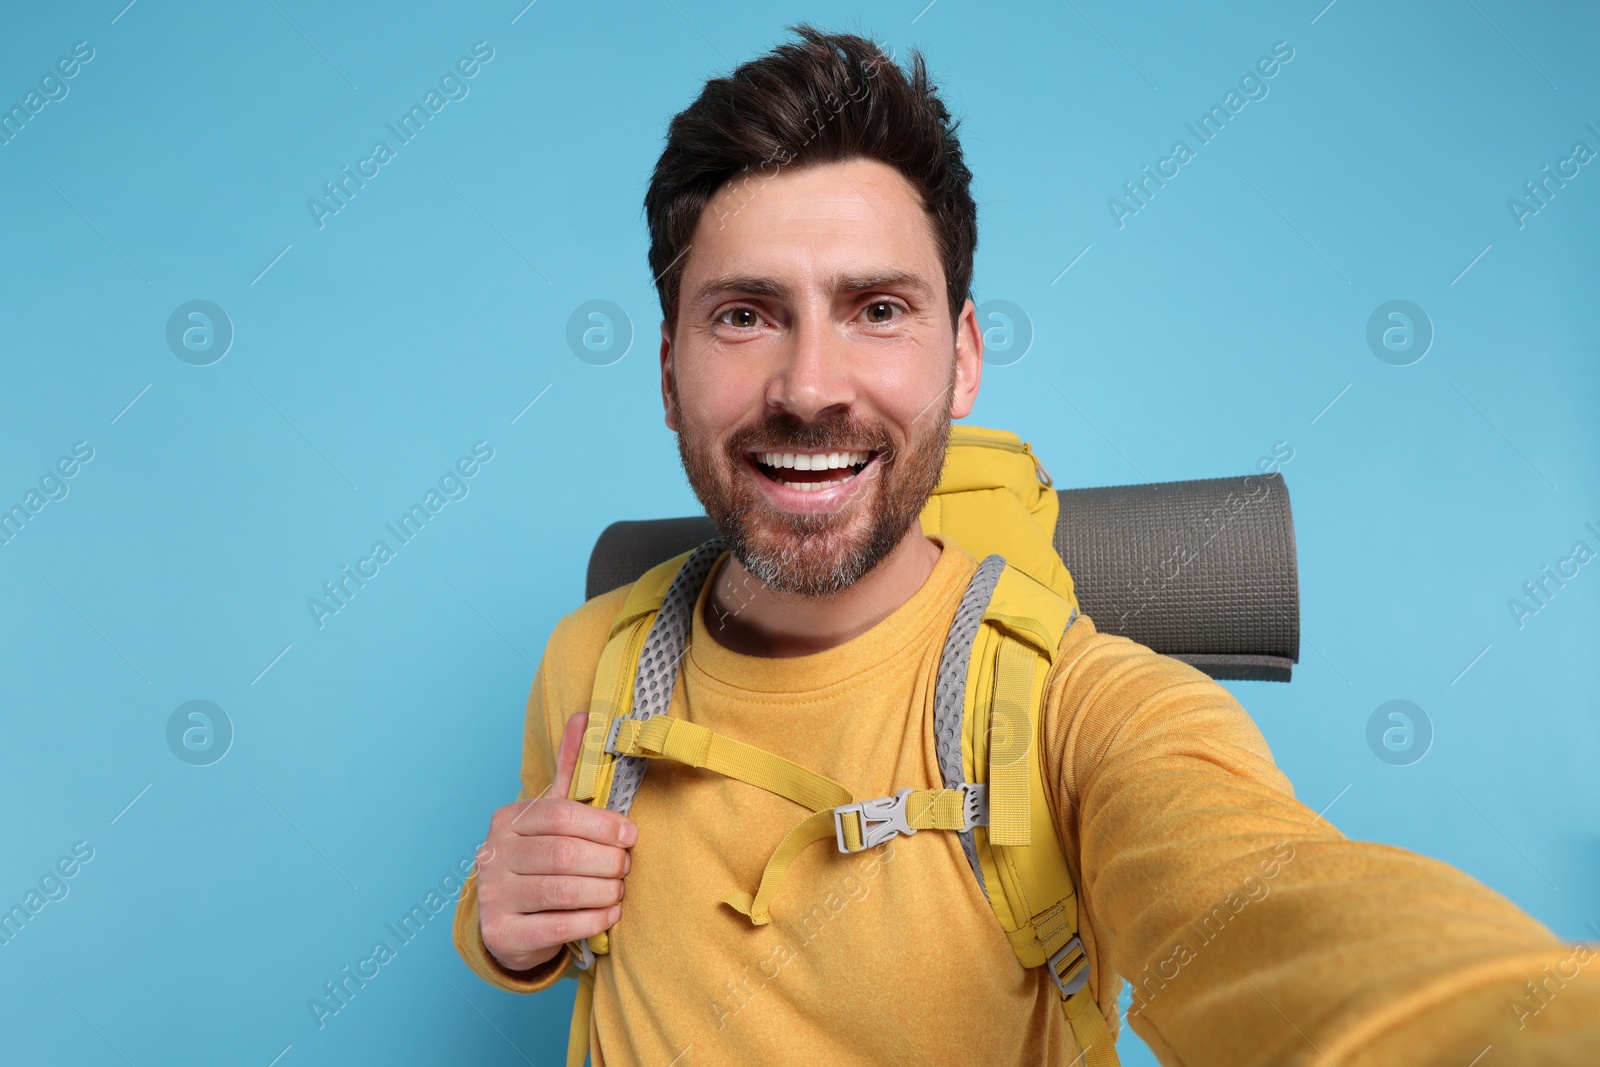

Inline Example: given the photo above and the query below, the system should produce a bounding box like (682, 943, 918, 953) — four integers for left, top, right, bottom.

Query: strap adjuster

(832, 783, 989, 854)
(1046, 935, 1089, 997)
(955, 782, 988, 831)
(570, 938, 596, 971)
(603, 716, 627, 754)
(834, 787, 914, 853)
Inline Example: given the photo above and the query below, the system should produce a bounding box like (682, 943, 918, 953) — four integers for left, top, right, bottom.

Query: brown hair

(644, 24, 977, 333)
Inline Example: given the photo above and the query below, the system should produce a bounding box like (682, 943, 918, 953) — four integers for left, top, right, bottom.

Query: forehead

(680, 157, 943, 299)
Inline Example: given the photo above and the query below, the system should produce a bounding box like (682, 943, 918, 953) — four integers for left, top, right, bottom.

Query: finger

(548, 710, 590, 802)
(505, 796, 637, 847)
(487, 871, 626, 915)
(533, 872, 627, 912)
(485, 905, 622, 965)
(497, 835, 631, 879)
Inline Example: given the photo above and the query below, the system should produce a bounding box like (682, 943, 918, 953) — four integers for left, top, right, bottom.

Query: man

(454, 26, 1599, 1065)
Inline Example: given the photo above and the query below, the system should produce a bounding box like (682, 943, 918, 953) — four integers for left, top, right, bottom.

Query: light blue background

(2, 1, 1596, 1064)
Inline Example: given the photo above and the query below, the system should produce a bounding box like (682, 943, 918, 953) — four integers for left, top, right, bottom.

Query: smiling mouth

(749, 449, 875, 493)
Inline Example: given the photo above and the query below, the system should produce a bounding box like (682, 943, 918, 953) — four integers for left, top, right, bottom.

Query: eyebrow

(689, 269, 937, 308)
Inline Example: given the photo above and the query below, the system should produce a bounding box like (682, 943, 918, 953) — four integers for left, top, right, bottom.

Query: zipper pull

(1023, 443, 1053, 488)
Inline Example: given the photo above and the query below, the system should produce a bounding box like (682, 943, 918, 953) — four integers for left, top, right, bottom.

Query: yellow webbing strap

(610, 712, 983, 926)
(835, 788, 976, 848)
(572, 613, 653, 805)
(567, 968, 595, 1067)
(969, 564, 1121, 1065)
(986, 636, 1036, 846)
(1065, 984, 1119, 1067)
(607, 713, 855, 927)
(608, 715, 852, 813)
(719, 809, 838, 925)
(570, 710, 611, 804)
(564, 552, 692, 1067)
(1035, 910, 1116, 1063)
(721, 786, 981, 924)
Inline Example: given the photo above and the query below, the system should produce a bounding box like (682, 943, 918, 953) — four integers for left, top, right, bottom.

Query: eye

(716, 306, 765, 329)
(859, 300, 902, 325)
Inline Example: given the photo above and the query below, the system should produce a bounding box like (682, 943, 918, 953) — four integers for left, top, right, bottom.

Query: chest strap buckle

(833, 783, 989, 854)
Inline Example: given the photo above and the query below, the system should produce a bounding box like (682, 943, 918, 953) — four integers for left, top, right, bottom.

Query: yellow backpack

(559, 426, 1120, 1067)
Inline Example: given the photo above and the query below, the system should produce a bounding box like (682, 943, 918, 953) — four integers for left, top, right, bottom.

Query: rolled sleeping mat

(1052, 474, 1299, 682)
(585, 472, 1300, 682)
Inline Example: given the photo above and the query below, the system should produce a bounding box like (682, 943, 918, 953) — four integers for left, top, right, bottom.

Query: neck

(704, 530, 942, 657)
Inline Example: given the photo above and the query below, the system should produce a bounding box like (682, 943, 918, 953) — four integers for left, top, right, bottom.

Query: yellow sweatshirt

(453, 538, 1600, 1066)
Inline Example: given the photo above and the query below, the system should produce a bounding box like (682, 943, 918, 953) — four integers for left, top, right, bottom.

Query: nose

(764, 310, 856, 422)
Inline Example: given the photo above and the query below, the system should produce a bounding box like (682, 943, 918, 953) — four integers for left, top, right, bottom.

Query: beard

(673, 385, 953, 598)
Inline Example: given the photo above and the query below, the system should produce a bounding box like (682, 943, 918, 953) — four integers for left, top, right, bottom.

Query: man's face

(660, 157, 982, 596)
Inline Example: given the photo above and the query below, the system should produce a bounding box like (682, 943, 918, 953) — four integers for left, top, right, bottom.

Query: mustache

(726, 412, 895, 455)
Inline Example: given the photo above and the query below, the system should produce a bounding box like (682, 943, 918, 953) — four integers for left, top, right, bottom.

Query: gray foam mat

(585, 473, 1299, 682)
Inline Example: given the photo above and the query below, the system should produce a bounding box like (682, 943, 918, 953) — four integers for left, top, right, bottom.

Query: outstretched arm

(1043, 613, 1599, 1066)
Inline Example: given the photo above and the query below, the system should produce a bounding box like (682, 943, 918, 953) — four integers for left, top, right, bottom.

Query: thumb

(548, 711, 590, 802)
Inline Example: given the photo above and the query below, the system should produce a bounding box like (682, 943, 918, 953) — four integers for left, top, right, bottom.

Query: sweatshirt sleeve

(1041, 613, 1600, 1067)
(450, 658, 578, 994)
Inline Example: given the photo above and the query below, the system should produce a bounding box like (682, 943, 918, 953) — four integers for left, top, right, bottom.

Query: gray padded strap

(933, 554, 1008, 900)
(604, 538, 725, 816)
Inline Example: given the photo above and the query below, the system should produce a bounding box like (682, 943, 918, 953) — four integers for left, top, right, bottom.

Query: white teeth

(756, 450, 871, 471)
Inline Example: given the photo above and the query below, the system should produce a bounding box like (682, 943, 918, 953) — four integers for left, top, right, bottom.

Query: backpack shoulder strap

(570, 539, 724, 810)
(942, 555, 1120, 1066)
(562, 539, 724, 1067)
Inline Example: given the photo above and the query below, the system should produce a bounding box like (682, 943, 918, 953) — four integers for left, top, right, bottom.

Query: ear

(949, 297, 983, 419)
(659, 319, 678, 431)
